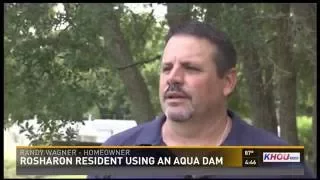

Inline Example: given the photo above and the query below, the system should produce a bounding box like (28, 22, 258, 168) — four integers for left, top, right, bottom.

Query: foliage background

(4, 3, 316, 178)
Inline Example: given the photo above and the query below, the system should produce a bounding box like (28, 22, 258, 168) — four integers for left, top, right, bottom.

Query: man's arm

(304, 164, 316, 178)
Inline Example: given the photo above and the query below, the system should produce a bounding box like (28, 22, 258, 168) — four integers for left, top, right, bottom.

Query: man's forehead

(161, 52, 208, 65)
(162, 36, 216, 64)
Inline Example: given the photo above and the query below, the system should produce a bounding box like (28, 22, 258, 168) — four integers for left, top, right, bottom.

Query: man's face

(159, 34, 229, 122)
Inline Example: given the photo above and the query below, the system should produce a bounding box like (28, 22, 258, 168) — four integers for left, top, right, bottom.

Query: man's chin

(165, 110, 193, 122)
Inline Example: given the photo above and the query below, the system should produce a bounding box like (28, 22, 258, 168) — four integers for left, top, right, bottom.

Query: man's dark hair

(165, 21, 237, 78)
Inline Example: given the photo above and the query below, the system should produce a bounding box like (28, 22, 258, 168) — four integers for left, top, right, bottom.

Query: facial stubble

(162, 83, 195, 122)
(164, 101, 194, 122)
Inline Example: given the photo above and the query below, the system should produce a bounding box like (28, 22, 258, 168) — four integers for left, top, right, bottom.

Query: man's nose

(167, 66, 184, 84)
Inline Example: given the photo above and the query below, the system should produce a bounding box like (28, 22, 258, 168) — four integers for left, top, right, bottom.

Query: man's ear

(223, 68, 237, 97)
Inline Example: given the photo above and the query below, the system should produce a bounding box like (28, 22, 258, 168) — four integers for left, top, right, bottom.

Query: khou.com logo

(262, 152, 300, 162)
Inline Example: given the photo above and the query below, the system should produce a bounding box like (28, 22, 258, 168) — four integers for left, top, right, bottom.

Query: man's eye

(162, 67, 171, 72)
(186, 66, 199, 71)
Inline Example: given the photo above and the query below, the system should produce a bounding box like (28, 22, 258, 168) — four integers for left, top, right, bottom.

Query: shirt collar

(134, 114, 166, 145)
(222, 110, 242, 145)
(134, 109, 242, 146)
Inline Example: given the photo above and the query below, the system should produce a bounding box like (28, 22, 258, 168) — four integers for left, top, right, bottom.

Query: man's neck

(161, 110, 232, 146)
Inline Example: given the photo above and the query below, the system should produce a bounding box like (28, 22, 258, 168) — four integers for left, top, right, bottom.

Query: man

(88, 21, 314, 178)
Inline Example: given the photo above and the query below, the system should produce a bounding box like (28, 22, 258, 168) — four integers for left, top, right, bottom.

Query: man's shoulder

(235, 117, 315, 178)
(102, 116, 162, 146)
(233, 117, 289, 146)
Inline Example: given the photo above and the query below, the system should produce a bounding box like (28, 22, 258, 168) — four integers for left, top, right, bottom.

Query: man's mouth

(165, 92, 189, 99)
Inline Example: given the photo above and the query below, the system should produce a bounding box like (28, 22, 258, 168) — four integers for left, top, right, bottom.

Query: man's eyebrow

(160, 62, 172, 70)
(161, 62, 172, 66)
(181, 61, 201, 68)
(162, 60, 199, 66)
